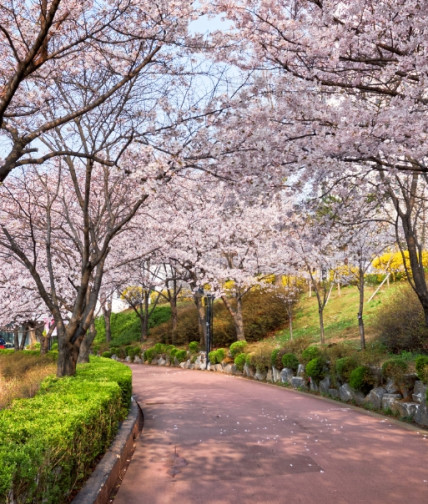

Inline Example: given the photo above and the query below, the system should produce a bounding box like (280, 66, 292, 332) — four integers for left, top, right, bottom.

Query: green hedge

(0, 357, 131, 504)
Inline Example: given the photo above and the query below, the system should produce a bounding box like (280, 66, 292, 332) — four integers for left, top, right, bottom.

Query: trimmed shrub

(415, 355, 428, 383)
(234, 353, 247, 372)
(271, 348, 281, 369)
(382, 358, 408, 381)
(143, 348, 155, 362)
(101, 351, 112, 358)
(215, 348, 226, 362)
(305, 357, 326, 383)
(349, 366, 373, 394)
(175, 350, 188, 363)
(335, 357, 359, 383)
(301, 346, 322, 364)
(0, 357, 131, 504)
(188, 341, 200, 353)
(208, 350, 218, 364)
(209, 349, 226, 365)
(229, 341, 248, 358)
(127, 347, 141, 361)
(154, 343, 166, 354)
(281, 353, 299, 372)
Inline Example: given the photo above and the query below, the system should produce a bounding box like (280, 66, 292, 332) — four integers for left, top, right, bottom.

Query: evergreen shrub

(415, 355, 428, 383)
(281, 353, 299, 372)
(154, 343, 166, 354)
(208, 350, 217, 364)
(0, 357, 131, 504)
(271, 348, 281, 369)
(174, 350, 188, 363)
(301, 346, 322, 363)
(381, 358, 408, 381)
(234, 353, 247, 371)
(305, 357, 326, 383)
(188, 341, 200, 353)
(209, 348, 226, 364)
(229, 341, 247, 358)
(349, 366, 373, 394)
(143, 348, 155, 362)
(335, 357, 359, 383)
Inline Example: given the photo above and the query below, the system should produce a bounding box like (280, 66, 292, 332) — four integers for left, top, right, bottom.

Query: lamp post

(205, 294, 214, 369)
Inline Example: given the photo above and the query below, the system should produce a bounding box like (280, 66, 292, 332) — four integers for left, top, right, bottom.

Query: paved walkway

(114, 365, 428, 504)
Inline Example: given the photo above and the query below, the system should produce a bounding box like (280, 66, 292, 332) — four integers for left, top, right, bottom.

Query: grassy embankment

(274, 282, 401, 347)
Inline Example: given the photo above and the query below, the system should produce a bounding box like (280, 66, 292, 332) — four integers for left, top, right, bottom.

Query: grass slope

(274, 282, 402, 347)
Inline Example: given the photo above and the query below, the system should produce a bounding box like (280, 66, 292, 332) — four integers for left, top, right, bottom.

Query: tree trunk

(400, 212, 428, 326)
(287, 303, 293, 340)
(357, 266, 366, 350)
(78, 321, 97, 364)
(36, 324, 50, 355)
(41, 333, 50, 354)
(221, 295, 246, 342)
(318, 308, 325, 345)
(140, 318, 147, 342)
(194, 293, 206, 348)
(28, 326, 38, 347)
(57, 337, 80, 377)
(102, 300, 112, 344)
(13, 327, 19, 351)
(19, 326, 26, 350)
(143, 291, 150, 339)
(234, 297, 245, 341)
(170, 297, 178, 345)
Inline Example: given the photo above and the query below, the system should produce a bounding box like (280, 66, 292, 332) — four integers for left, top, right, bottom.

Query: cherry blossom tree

(339, 222, 391, 349)
(211, 0, 428, 326)
(0, 0, 204, 181)
(155, 174, 286, 343)
(0, 157, 150, 376)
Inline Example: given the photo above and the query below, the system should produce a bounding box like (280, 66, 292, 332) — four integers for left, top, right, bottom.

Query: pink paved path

(114, 365, 428, 504)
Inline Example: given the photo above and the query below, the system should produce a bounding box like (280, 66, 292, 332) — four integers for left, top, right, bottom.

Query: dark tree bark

(78, 321, 97, 364)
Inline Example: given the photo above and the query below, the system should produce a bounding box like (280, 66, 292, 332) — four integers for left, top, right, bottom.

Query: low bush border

(0, 356, 131, 504)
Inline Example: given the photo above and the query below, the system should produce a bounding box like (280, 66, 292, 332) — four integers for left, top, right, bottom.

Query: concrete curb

(71, 398, 144, 504)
